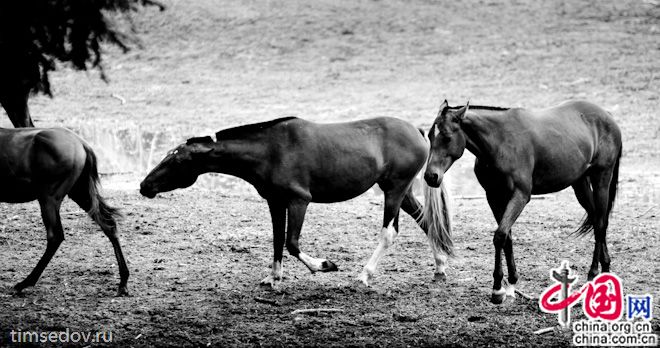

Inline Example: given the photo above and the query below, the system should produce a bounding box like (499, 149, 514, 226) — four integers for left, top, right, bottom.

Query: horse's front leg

(491, 189, 529, 304)
(400, 189, 447, 282)
(260, 200, 286, 287)
(359, 190, 404, 286)
(14, 198, 64, 293)
(285, 199, 338, 274)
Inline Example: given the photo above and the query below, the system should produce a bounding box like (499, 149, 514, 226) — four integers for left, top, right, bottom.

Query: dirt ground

(1, 0, 659, 346)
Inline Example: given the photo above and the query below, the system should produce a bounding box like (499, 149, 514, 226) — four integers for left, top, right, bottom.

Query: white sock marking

(360, 222, 396, 285)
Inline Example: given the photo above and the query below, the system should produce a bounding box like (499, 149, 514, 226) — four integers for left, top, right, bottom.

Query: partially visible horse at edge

(424, 99, 622, 304)
(1, 127, 129, 296)
(140, 116, 453, 287)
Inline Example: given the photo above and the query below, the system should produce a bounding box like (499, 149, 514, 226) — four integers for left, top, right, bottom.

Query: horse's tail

(415, 127, 453, 256)
(70, 142, 122, 230)
(573, 146, 622, 237)
(574, 214, 594, 237)
(420, 170, 454, 258)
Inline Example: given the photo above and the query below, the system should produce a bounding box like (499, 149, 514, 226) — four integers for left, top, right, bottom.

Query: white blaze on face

(430, 123, 439, 139)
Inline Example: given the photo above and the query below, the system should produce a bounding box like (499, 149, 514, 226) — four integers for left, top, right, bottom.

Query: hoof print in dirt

(467, 316, 487, 323)
(320, 260, 338, 272)
(393, 312, 420, 322)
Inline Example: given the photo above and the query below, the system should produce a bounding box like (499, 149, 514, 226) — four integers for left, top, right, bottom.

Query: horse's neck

(198, 139, 268, 182)
(461, 110, 506, 160)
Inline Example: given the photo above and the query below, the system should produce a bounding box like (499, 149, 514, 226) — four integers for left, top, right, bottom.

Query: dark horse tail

(70, 142, 122, 230)
(574, 146, 621, 237)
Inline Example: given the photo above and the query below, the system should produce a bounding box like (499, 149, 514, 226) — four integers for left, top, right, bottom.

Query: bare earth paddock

(1, 0, 659, 346)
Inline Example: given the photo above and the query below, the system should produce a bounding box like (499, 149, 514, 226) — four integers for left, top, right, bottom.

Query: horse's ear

(439, 99, 448, 112)
(455, 100, 470, 121)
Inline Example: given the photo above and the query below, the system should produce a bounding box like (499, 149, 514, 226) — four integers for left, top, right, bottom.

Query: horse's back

(0, 128, 87, 202)
(280, 116, 427, 159)
(504, 101, 621, 193)
(534, 100, 621, 155)
(306, 117, 427, 170)
(267, 117, 427, 202)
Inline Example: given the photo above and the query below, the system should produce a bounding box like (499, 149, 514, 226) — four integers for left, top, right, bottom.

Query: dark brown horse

(1, 127, 128, 296)
(424, 100, 621, 304)
(140, 117, 453, 287)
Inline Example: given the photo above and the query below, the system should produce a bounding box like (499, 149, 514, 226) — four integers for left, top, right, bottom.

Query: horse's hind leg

(69, 189, 129, 296)
(105, 227, 129, 296)
(285, 199, 338, 274)
(400, 189, 447, 282)
(14, 198, 64, 293)
(359, 187, 406, 286)
(588, 168, 615, 279)
(571, 176, 600, 279)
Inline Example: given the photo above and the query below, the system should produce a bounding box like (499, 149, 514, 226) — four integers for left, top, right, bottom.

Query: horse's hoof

(358, 272, 372, 287)
(433, 272, 447, 282)
(320, 260, 338, 272)
(116, 287, 129, 297)
(491, 289, 506, 304)
(587, 271, 598, 281)
(11, 285, 25, 297)
(260, 276, 280, 288)
(13, 282, 30, 295)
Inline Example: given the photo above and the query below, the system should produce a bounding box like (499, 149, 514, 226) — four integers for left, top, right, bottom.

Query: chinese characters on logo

(538, 261, 651, 325)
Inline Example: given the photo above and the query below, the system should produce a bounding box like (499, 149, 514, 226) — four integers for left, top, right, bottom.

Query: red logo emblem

(539, 261, 623, 326)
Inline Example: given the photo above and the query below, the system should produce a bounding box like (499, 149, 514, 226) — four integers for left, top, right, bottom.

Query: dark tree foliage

(0, 0, 164, 96)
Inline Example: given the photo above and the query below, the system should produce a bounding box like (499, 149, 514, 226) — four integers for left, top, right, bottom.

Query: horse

(140, 116, 453, 287)
(424, 99, 622, 304)
(0, 127, 128, 296)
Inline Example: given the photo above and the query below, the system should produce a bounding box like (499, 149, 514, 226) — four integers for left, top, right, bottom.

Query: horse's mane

(448, 105, 510, 111)
(215, 116, 298, 140)
(186, 136, 214, 145)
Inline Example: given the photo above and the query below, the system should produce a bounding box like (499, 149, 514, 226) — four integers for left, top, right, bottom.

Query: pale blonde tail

(421, 179, 454, 257)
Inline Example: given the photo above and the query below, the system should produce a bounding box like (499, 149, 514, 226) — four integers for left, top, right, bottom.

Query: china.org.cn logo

(538, 261, 657, 347)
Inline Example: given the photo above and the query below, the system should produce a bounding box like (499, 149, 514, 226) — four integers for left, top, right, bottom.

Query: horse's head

(139, 137, 214, 198)
(424, 100, 469, 187)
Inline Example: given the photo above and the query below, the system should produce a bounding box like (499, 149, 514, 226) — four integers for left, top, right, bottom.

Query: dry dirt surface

(1, 0, 659, 347)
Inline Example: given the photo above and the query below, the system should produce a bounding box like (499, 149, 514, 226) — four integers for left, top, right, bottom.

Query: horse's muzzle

(139, 184, 157, 199)
(424, 172, 442, 188)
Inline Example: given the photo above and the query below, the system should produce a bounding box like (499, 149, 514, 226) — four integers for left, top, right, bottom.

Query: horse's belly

(0, 178, 37, 203)
(309, 177, 376, 203)
(531, 166, 587, 194)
